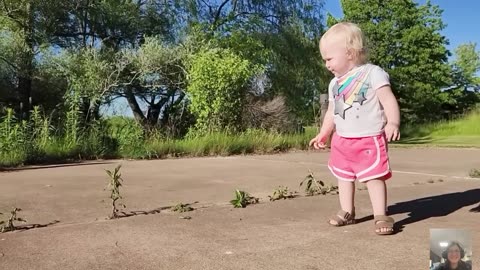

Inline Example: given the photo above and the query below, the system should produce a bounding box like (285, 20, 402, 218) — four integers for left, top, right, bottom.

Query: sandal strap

(374, 215, 394, 223)
(374, 215, 394, 228)
(329, 210, 355, 226)
(374, 215, 395, 235)
(337, 210, 354, 220)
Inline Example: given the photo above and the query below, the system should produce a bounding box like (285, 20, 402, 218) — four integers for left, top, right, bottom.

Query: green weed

(105, 165, 126, 219)
(230, 190, 259, 208)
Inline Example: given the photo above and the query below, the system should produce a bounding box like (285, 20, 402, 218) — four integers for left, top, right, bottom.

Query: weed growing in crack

(268, 186, 297, 201)
(0, 208, 26, 233)
(300, 170, 338, 196)
(230, 190, 259, 208)
(105, 164, 126, 219)
(172, 203, 194, 213)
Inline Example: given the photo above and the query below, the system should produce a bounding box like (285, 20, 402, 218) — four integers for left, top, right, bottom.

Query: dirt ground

(0, 147, 479, 270)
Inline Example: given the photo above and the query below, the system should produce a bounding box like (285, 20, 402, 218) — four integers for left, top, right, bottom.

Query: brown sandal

(328, 210, 355, 227)
(374, 215, 395, 235)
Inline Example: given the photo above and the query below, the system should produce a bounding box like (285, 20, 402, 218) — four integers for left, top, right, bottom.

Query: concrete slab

(0, 148, 479, 269)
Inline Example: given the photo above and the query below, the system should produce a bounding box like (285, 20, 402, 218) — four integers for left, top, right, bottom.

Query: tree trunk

(125, 87, 147, 125)
(17, 3, 35, 120)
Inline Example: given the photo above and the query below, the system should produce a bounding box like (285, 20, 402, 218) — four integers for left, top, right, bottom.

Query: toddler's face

(320, 36, 354, 78)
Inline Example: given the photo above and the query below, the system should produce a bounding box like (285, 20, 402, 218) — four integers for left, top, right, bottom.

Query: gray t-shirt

(328, 64, 390, 138)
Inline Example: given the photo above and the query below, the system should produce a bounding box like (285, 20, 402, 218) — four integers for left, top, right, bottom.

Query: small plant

(268, 186, 297, 201)
(230, 190, 259, 208)
(105, 164, 126, 219)
(300, 170, 338, 196)
(0, 208, 26, 233)
(172, 203, 194, 213)
(469, 169, 480, 178)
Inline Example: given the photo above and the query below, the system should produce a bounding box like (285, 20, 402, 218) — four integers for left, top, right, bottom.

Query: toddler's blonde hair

(320, 22, 368, 64)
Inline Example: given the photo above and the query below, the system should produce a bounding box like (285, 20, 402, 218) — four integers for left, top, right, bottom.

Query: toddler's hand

(385, 123, 400, 142)
(309, 134, 327, 149)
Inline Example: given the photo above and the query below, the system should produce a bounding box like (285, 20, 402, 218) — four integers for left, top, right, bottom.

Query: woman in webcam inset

(433, 241, 472, 270)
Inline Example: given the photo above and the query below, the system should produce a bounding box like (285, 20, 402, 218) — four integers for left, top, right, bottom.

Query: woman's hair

(442, 241, 465, 260)
(319, 22, 368, 64)
(441, 241, 472, 270)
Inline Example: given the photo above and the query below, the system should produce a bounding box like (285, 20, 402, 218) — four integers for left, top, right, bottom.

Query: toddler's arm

(377, 86, 400, 141)
(309, 101, 335, 148)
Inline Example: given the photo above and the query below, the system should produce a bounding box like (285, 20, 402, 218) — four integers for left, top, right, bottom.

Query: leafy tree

(451, 42, 480, 89)
(186, 47, 262, 134)
(178, 0, 329, 124)
(443, 43, 480, 115)
(337, 0, 452, 122)
(0, 0, 73, 118)
(119, 37, 187, 130)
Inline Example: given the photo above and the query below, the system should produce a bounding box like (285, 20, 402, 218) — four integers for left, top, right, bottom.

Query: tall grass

(0, 109, 29, 166)
(144, 128, 316, 159)
(3, 105, 478, 168)
(0, 110, 316, 167)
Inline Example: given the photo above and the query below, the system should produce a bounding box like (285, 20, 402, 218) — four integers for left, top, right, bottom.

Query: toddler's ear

(346, 49, 355, 60)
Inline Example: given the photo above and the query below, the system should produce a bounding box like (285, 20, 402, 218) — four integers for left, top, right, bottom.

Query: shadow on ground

(356, 189, 480, 233)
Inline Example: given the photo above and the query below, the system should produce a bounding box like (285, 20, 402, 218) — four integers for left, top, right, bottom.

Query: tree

(442, 43, 480, 115)
(119, 37, 187, 130)
(451, 42, 480, 89)
(0, 0, 73, 119)
(175, 0, 329, 124)
(337, 0, 452, 123)
(187, 47, 262, 134)
(52, 0, 178, 126)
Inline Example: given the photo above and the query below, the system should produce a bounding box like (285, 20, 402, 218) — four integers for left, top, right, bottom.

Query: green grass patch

(397, 110, 480, 147)
(140, 128, 316, 159)
(0, 112, 317, 167)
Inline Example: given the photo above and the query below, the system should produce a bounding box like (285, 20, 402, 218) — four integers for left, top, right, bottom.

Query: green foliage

(187, 48, 262, 135)
(105, 164, 125, 219)
(230, 190, 259, 208)
(120, 37, 188, 129)
(0, 207, 26, 233)
(444, 43, 480, 115)
(56, 48, 121, 107)
(300, 170, 338, 196)
(106, 116, 146, 157)
(264, 22, 329, 123)
(396, 108, 480, 146)
(338, 0, 452, 123)
(452, 42, 480, 85)
(268, 186, 297, 201)
(0, 109, 29, 166)
(0, 111, 315, 167)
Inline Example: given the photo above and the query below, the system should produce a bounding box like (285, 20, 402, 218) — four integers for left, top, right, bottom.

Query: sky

(323, 0, 479, 56)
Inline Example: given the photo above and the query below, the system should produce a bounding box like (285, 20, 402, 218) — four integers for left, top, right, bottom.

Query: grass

(143, 128, 316, 159)
(2, 105, 477, 168)
(0, 110, 317, 167)
(395, 110, 480, 147)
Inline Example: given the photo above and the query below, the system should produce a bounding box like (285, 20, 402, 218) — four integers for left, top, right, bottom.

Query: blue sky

(323, 0, 479, 57)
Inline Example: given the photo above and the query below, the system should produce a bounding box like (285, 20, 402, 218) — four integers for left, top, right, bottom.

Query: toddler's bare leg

(329, 180, 355, 225)
(366, 179, 392, 233)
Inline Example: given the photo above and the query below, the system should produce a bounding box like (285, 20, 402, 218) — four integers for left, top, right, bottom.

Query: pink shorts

(328, 133, 392, 182)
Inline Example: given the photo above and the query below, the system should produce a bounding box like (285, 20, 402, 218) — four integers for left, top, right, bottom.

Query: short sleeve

(370, 65, 390, 91)
(328, 79, 336, 101)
